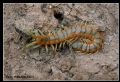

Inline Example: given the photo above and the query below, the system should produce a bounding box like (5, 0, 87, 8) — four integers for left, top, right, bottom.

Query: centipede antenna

(26, 42, 35, 48)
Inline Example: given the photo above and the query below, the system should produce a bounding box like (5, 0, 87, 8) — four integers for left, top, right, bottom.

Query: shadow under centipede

(57, 44, 73, 56)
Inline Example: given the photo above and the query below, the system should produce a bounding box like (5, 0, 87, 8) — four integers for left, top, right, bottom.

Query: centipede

(15, 20, 104, 54)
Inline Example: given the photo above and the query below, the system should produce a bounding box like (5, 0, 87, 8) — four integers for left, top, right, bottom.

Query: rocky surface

(3, 3, 119, 81)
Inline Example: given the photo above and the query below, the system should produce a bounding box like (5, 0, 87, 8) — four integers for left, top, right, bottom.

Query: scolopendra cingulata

(14, 5, 104, 54)
(15, 19, 104, 54)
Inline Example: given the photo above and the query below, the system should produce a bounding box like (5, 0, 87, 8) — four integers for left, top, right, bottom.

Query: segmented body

(15, 21, 104, 54)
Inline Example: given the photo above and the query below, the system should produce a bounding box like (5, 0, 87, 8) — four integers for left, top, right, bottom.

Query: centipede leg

(67, 37, 78, 46)
(51, 44, 57, 56)
(45, 45, 48, 53)
(48, 31, 51, 36)
(39, 48, 41, 55)
(55, 44, 58, 52)
(38, 29, 44, 35)
(69, 45, 75, 59)
(51, 44, 55, 51)
(59, 43, 63, 49)
(62, 42, 66, 48)
(72, 37, 79, 43)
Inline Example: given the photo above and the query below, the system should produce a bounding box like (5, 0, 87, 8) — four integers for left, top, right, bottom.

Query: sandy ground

(3, 3, 119, 81)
